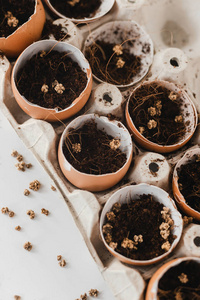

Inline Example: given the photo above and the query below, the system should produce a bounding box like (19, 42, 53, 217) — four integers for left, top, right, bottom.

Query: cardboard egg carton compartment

(0, 0, 200, 299)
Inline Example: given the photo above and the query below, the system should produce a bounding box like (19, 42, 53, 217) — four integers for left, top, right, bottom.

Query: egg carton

(0, 0, 200, 299)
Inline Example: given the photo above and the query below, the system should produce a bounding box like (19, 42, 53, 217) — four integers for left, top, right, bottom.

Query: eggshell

(11, 40, 92, 122)
(58, 114, 133, 192)
(100, 183, 183, 266)
(0, 0, 46, 58)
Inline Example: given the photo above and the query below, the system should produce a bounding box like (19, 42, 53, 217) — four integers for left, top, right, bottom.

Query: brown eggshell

(11, 40, 92, 122)
(0, 0, 46, 58)
(172, 148, 200, 221)
(58, 114, 133, 192)
(145, 257, 200, 300)
(100, 184, 183, 266)
(126, 80, 198, 153)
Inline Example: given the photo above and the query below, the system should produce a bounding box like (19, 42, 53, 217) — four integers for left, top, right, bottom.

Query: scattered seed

(80, 293, 87, 300)
(17, 155, 23, 162)
(27, 210, 35, 219)
(15, 162, 26, 171)
(51, 185, 56, 191)
(26, 163, 32, 169)
(15, 225, 21, 231)
(59, 259, 66, 267)
(14, 296, 21, 300)
(8, 211, 15, 217)
(1, 207, 9, 214)
(57, 255, 62, 261)
(41, 208, 49, 216)
(24, 241, 32, 251)
(24, 189, 30, 196)
(89, 289, 99, 297)
(11, 150, 18, 157)
(29, 180, 41, 191)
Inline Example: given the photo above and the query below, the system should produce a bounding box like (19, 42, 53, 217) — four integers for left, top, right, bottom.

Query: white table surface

(0, 110, 115, 300)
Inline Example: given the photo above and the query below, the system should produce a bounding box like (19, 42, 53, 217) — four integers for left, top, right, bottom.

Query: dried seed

(57, 255, 62, 261)
(24, 189, 30, 196)
(7, 16, 19, 27)
(59, 259, 66, 267)
(24, 241, 32, 251)
(148, 107, 157, 117)
(106, 211, 116, 222)
(11, 150, 18, 157)
(17, 155, 23, 162)
(72, 143, 81, 153)
(41, 208, 49, 216)
(51, 185, 56, 191)
(9, 211, 15, 217)
(109, 242, 118, 250)
(175, 115, 183, 123)
(80, 293, 87, 300)
(168, 91, 177, 101)
(15, 225, 21, 231)
(27, 210, 35, 219)
(1, 207, 9, 214)
(26, 163, 32, 169)
(89, 289, 99, 297)
(15, 162, 25, 171)
(139, 126, 145, 135)
(29, 180, 41, 191)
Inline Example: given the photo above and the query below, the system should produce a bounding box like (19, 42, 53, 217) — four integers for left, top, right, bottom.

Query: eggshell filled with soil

(43, 0, 115, 24)
(0, 0, 46, 58)
(58, 114, 133, 192)
(173, 147, 200, 221)
(11, 40, 92, 122)
(100, 184, 183, 266)
(126, 80, 197, 153)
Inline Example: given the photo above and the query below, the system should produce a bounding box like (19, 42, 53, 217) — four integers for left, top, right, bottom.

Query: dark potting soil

(62, 120, 127, 175)
(84, 40, 142, 86)
(16, 50, 87, 110)
(41, 19, 70, 41)
(103, 194, 175, 261)
(0, 0, 35, 38)
(157, 260, 200, 300)
(49, 0, 102, 19)
(178, 154, 200, 212)
(128, 83, 187, 145)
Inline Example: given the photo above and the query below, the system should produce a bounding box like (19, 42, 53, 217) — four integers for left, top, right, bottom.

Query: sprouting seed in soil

(147, 119, 157, 129)
(72, 143, 81, 153)
(148, 106, 157, 117)
(68, 0, 80, 6)
(52, 80, 65, 94)
(161, 241, 171, 251)
(41, 84, 49, 93)
(175, 115, 183, 123)
(178, 273, 189, 284)
(139, 126, 145, 135)
(168, 91, 177, 101)
(116, 57, 125, 68)
(109, 139, 121, 150)
(113, 44, 123, 56)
